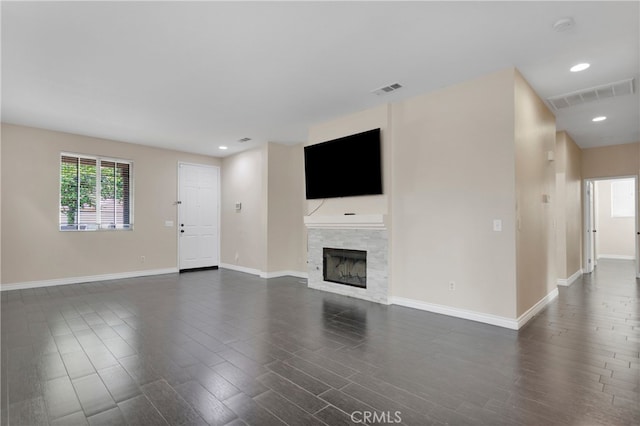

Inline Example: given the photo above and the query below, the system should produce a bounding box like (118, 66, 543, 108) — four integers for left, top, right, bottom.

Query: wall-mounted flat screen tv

(304, 128, 382, 200)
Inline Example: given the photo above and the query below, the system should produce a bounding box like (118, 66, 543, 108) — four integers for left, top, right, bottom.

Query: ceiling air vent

(372, 83, 403, 96)
(547, 78, 635, 111)
(238, 137, 252, 143)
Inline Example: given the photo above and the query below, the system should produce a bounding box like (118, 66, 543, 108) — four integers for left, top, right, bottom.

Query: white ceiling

(2, 1, 639, 157)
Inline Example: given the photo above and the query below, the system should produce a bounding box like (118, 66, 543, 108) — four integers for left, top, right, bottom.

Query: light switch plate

(493, 219, 502, 232)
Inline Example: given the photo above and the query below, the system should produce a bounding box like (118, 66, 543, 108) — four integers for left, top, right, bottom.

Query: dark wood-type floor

(1, 259, 638, 425)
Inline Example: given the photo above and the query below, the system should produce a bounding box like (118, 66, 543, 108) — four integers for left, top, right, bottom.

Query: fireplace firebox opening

(323, 248, 367, 288)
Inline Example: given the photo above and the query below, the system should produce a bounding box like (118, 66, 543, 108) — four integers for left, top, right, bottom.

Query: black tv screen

(304, 128, 382, 200)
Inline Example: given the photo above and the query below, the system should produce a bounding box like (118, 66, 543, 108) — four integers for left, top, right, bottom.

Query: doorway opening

(584, 176, 638, 279)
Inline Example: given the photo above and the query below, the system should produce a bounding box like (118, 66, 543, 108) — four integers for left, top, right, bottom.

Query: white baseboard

(390, 296, 519, 330)
(557, 269, 583, 287)
(0, 268, 179, 291)
(391, 286, 559, 331)
(516, 287, 559, 329)
(597, 254, 635, 260)
(2, 265, 309, 291)
(262, 270, 309, 279)
(219, 263, 262, 276)
(220, 263, 308, 280)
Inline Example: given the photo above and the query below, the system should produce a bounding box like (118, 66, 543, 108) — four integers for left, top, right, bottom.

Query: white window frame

(611, 178, 634, 218)
(59, 152, 134, 231)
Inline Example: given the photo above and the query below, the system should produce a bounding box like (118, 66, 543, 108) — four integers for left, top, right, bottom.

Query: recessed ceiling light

(570, 63, 590, 72)
(219, 146, 228, 150)
(592, 116, 607, 122)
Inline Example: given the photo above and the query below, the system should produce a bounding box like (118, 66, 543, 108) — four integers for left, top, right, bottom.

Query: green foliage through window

(59, 155, 132, 230)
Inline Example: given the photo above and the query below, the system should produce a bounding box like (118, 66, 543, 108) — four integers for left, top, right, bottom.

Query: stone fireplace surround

(304, 214, 389, 304)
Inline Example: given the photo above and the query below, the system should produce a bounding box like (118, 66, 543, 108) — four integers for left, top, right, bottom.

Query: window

(611, 178, 635, 218)
(59, 154, 133, 231)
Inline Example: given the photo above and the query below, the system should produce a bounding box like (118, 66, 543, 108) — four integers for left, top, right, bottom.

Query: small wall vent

(372, 83, 403, 96)
(238, 137, 252, 143)
(547, 78, 635, 111)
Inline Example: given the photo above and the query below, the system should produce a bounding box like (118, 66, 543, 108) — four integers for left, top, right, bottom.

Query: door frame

(583, 175, 639, 278)
(583, 180, 595, 274)
(177, 162, 221, 271)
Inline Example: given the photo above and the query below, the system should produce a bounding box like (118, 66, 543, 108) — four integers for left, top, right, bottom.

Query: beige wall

(305, 104, 392, 216)
(514, 71, 557, 317)
(304, 68, 558, 321)
(0, 129, 2, 283)
(220, 146, 267, 271)
(565, 134, 583, 277)
(555, 133, 568, 279)
(595, 179, 635, 258)
(266, 142, 306, 273)
(391, 68, 518, 318)
(221, 143, 306, 274)
(555, 131, 583, 279)
(1, 123, 220, 285)
(582, 142, 640, 179)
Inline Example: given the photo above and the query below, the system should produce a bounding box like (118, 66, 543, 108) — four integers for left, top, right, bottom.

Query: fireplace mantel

(303, 214, 387, 230)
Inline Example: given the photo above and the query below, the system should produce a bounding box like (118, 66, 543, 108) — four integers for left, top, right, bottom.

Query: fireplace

(305, 214, 388, 304)
(323, 248, 367, 288)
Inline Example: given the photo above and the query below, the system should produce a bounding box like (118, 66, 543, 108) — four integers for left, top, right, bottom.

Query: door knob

(181, 224, 184, 227)
(180, 230, 185, 233)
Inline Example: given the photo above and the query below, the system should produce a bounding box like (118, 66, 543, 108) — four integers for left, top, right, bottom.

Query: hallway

(518, 258, 639, 424)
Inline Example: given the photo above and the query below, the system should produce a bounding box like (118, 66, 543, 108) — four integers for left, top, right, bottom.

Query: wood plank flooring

(1, 259, 638, 425)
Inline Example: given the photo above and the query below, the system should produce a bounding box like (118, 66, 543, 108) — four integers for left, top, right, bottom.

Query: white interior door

(584, 180, 595, 273)
(178, 163, 219, 270)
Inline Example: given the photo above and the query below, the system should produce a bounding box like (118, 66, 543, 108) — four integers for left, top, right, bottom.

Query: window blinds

(60, 154, 132, 230)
